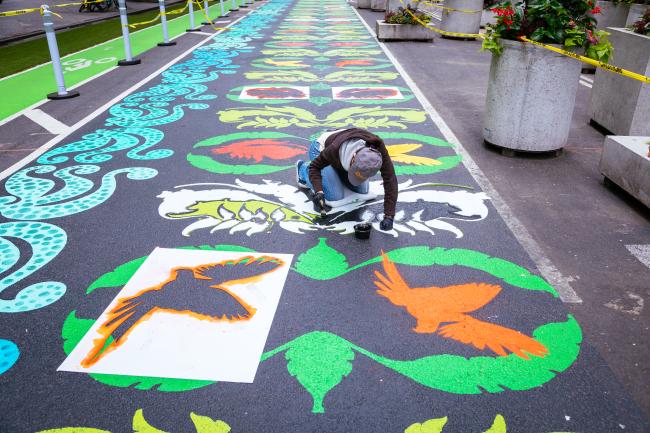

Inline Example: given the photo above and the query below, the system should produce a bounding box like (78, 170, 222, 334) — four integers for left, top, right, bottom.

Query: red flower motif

(590, 6, 602, 13)
(212, 139, 307, 162)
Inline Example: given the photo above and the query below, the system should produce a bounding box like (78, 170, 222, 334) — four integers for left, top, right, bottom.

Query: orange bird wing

(373, 252, 412, 306)
(437, 316, 548, 360)
(413, 282, 502, 314)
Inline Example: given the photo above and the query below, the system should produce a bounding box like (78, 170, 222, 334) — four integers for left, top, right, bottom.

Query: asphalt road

(0, 0, 649, 432)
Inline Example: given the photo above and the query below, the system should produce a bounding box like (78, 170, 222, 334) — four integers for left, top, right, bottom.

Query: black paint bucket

(354, 223, 372, 240)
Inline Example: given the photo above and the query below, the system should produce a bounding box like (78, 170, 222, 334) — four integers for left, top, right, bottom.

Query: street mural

(1, 0, 645, 430)
(62, 240, 581, 414)
(158, 179, 489, 237)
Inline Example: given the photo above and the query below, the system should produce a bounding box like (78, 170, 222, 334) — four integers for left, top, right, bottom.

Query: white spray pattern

(158, 179, 490, 238)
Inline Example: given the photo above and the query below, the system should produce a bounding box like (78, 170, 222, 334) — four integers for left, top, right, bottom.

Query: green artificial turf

(0, 0, 196, 77)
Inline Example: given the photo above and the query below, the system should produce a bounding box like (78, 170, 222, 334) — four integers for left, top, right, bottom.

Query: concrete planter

(371, 0, 386, 11)
(600, 136, 650, 208)
(626, 3, 648, 26)
(480, 8, 496, 28)
(589, 28, 650, 135)
(483, 39, 582, 153)
(595, 0, 631, 28)
(439, 0, 482, 38)
(357, 0, 371, 8)
(376, 20, 436, 41)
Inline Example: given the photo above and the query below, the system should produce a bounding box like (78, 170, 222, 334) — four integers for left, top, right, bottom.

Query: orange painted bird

(373, 253, 548, 360)
(81, 255, 284, 368)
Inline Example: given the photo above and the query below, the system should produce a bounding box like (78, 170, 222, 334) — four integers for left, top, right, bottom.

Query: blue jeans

(298, 139, 369, 201)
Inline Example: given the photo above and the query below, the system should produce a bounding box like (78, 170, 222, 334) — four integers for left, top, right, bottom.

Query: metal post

(186, 0, 201, 31)
(240, 0, 248, 9)
(219, 0, 227, 17)
(117, 0, 140, 65)
(42, 5, 79, 100)
(231, 0, 238, 12)
(201, 0, 212, 24)
(157, 0, 176, 46)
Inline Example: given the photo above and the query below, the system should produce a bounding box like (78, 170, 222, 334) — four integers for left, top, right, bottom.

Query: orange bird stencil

(373, 253, 548, 360)
(81, 255, 284, 368)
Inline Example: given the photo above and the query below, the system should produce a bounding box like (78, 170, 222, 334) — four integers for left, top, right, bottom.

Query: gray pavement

(356, 6, 650, 419)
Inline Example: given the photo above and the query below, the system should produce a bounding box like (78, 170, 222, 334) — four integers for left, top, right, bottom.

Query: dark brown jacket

(308, 128, 398, 218)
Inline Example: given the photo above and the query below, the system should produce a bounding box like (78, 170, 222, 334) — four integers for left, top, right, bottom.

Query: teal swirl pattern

(0, 339, 19, 374)
(0, 222, 66, 313)
(0, 165, 157, 220)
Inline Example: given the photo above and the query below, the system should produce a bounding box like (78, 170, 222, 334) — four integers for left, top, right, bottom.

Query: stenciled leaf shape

(387, 144, 443, 166)
(212, 139, 307, 162)
(482, 414, 506, 433)
(265, 332, 354, 414)
(132, 409, 168, 433)
(245, 71, 318, 82)
(189, 413, 231, 433)
(261, 48, 320, 57)
(293, 238, 349, 280)
(404, 417, 448, 433)
(324, 71, 399, 83)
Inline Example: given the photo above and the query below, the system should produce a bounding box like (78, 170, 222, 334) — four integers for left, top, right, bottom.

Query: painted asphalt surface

(1, 0, 649, 432)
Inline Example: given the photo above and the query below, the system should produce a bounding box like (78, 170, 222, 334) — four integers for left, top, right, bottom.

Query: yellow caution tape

(519, 37, 650, 84)
(55, 0, 106, 7)
(414, 0, 481, 14)
(399, 0, 484, 38)
(126, 0, 189, 28)
(192, 0, 232, 31)
(0, 7, 42, 17)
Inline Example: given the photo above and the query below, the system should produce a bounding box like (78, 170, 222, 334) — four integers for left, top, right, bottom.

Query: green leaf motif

(132, 409, 168, 433)
(189, 413, 231, 433)
(244, 71, 319, 82)
(293, 238, 349, 280)
(275, 332, 355, 413)
(218, 106, 426, 130)
(404, 417, 448, 433)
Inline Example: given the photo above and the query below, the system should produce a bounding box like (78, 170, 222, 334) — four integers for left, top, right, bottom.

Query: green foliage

(189, 413, 231, 433)
(133, 409, 168, 433)
(629, 7, 650, 35)
(482, 0, 614, 61)
(385, 6, 431, 24)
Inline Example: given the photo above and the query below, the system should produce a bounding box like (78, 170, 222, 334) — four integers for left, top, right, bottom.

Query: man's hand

(380, 217, 393, 231)
(312, 191, 326, 216)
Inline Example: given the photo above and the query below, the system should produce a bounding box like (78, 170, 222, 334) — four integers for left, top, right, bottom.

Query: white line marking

(579, 80, 593, 88)
(190, 31, 216, 36)
(352, 6, 582, 303)
(626, 244, 650, 269)
(23, 109, 71, 135)
(0, 12, 253, 182)
(580, 75, 594, 83)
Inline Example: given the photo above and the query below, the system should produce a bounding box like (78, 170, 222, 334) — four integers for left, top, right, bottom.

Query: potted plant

(440, 0, 484, 38)
(626, 0, 650, 25)
(589, 7, 650, 135)
(481, 0, 613, 154)
(482, 0, 499, 27)
(376, 5, 436, 41)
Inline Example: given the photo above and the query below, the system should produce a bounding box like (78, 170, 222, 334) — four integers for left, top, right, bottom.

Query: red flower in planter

(589, 6, 601, 14)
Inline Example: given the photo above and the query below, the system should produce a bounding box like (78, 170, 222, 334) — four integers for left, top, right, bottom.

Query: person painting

(296, 128, 398, 231)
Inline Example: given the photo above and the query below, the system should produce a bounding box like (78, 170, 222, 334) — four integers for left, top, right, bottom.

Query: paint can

(353, 223, 371, 240)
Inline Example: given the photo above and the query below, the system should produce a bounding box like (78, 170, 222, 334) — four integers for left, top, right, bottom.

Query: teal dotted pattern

(0, 340, 19, 375)
(0, 222, 67, 313)
(0, 165, 157, 220)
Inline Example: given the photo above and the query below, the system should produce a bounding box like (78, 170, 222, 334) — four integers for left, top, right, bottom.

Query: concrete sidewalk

(355, 6, 650, 419)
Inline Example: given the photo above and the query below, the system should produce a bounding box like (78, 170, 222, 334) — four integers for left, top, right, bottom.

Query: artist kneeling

(296, 128, 398, 231)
